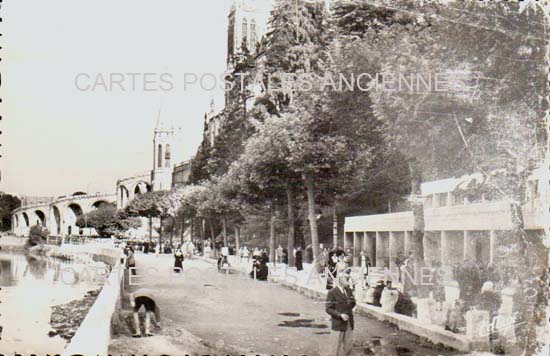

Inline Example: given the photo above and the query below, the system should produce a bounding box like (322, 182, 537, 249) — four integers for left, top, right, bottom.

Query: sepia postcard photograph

(0, 0, 549, 355)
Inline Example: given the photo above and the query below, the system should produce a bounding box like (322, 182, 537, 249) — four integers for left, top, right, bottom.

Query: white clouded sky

(1, 0, 231, 196)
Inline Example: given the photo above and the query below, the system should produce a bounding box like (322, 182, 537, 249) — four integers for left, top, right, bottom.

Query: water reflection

(0, 251, 98, 354)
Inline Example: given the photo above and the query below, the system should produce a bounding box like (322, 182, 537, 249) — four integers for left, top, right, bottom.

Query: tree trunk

(508, 171, 546, 355)
(269, 209, 276, 264)
(304, 173, 320, 265)
(148, 215, 153, 244)
(159, 216, 163, 252)
(408, 162, 425, 295)
(201, 218, 206, 241)
(209, 220, 216, 258)
(180, 216, 185, 246)
(235, 226, 240, 252)
(332, 204, 338, 249)
(286, 185, 296, 267)
(190, 218, 194, 241)
(222, 217, 228, 247)
(170, 217, 174, 248)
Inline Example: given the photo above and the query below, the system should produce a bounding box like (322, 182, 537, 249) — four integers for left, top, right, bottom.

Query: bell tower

(152, 109, 176, 191)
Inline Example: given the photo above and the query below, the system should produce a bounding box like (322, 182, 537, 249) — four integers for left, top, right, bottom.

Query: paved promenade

(109, 252, 459, 355)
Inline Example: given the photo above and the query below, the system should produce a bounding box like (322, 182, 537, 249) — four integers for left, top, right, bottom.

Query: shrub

(28, 224, 49, 246)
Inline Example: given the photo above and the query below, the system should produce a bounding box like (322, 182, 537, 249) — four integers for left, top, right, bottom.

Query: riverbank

(50, 288, 102, 340)
(0, 235, 28, 251)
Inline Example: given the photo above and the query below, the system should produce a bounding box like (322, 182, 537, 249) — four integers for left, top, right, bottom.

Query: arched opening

(52, 206, 61, 235)
(134, 182, 152, 197)
(14, 214, 19, 227)
(67, 203, 83, 236)
(165, 144, 171, 167)
(92, 200, 110, 210)
(35, 210, 46, 226)
(157, 144, 163, 168)
(242, 18, 248, 49)
(22, 212, 30, 227)
(250, 19, 257, 50)
(119, 185, 129, 207)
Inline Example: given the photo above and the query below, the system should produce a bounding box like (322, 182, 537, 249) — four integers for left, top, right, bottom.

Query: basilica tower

(227, 0, 274, 68)
(152, 110, 181, 191)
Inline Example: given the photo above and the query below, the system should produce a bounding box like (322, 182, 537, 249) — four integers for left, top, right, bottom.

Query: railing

(14, 192, 117, 213)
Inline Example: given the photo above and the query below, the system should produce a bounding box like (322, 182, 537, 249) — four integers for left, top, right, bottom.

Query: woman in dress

(174, 249, 184, 272)
(295, 247, 303, 271)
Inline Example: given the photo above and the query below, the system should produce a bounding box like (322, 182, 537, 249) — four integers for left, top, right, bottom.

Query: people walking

(295, 247, 303, 271)
(276, 245, 283, 263)
(326, 273, 356, 356)
(126, 247, 136, 276)
(242, 246, 250, 262)
(174, 249, 184, 272)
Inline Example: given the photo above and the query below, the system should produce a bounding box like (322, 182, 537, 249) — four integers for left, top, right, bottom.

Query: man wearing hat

(326, 272, 356, 356)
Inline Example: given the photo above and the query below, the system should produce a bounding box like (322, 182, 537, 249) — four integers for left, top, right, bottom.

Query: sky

(0, 0, 232, 196)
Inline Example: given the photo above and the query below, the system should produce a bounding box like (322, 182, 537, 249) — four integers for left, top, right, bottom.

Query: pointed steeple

(154, 101, 174, 134)
(210, 97, 216, 115)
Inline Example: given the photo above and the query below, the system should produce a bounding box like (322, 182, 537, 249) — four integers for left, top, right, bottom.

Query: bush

(28, 224, 49, 246)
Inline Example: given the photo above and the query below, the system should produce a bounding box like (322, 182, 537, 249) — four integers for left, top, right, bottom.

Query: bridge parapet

(12, 192, 117, 238)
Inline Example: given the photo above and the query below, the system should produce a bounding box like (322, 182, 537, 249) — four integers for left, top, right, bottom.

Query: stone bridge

(116, 171, 152, 209)
(12, 192, 117, 237)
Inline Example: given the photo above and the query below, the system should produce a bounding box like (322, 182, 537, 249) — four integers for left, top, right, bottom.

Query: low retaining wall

(203, 256, 472, 351)
(59, 245, 125, 356)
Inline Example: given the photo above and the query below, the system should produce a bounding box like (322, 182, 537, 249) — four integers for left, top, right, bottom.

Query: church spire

(210, 97, 216, 115)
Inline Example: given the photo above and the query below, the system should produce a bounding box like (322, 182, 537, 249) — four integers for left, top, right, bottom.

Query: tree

(0, 194, 21, 231)
(125, 191, 181, 249)
(77, 203, 141, 238)
(28, 224, 49, 246)
(357, 1, 546, 351)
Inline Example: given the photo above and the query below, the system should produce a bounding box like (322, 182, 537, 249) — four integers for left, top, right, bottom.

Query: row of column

(345, 230, 499, 269)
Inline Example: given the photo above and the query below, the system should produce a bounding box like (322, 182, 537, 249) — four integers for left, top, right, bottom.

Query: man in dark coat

(295, 247, 303, 271)
(326, 273, 356, 356)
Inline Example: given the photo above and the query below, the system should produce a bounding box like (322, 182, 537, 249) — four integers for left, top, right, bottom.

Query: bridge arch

(119, 185, 130, 208)
(34, 209, 47, 226)
(22, 212, 30, 227)
(90, 200, 111, 211)
(51, 205, 62, 236)
(133, 181, 152, 196)
(66, 203, 84, 236)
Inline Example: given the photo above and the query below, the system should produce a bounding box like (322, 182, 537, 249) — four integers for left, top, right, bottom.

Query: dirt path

(109, 253, 460, 356)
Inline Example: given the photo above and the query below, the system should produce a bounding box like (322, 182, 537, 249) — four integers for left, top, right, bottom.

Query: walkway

(109, 253, 460, 355)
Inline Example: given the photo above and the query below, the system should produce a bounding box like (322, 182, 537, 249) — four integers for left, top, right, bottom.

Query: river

(0, 251, 100, 354)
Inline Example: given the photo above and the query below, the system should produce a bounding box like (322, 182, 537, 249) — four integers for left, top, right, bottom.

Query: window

(165, 144, 171, 167)
(157, 144, 162, 168)
(250, 19, 257, 51)
(242, 18, 248, 49)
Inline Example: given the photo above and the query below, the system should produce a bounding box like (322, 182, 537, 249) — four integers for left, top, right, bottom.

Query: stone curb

(199, 256, 470, 352)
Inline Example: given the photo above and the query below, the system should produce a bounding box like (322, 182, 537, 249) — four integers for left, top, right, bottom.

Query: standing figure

(326, 251, 338, 290)
(276, 245, 284, 263)
(174, 249, 184, 272)
(126, 247, 136, 276)
(295, 247, 303, 271)
(130, 289, 160, 338)
(187, 240, 195, 259)
(282, 248, 288, 265)
(326, 273, 356, 356)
